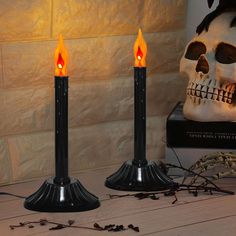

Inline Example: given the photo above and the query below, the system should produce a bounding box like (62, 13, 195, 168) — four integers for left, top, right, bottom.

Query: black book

(166, 102, 236, 149)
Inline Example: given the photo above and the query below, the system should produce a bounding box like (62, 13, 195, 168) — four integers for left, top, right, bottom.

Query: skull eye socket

(185, 41, 207, 60)
(215, 43, 236, 64)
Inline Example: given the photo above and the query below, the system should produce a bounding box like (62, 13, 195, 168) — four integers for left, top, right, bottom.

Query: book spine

(167, 120, 236, 149)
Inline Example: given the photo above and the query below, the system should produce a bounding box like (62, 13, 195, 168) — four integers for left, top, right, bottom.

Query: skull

(180, 12, 236, 121)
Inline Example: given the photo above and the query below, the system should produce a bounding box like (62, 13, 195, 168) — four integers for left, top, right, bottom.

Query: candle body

(54, 76, 70, 184)
(133, 67, 147, 166)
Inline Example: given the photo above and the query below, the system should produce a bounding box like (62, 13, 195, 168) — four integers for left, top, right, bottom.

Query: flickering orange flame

(133, 29, 147, 67)
(54, 34, 68, 76)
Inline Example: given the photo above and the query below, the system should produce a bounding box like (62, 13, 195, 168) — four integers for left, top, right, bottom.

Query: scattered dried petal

(109, 225, 125, 232)
(49, 224, 65, 230)
(150, 195, 159, 200)
(133, 226, 140, 232)
(172, 198, 178, 204)
(164, 191, 175, 196)
(39, 219, 47, 226)
(68, 220, 75, 226)
(128, 224, 139, 232)
(134, 193, 149, 200)
(104, 224, 115, 230)
(9, 219, 141, 233)
(94, 223, 103, 230)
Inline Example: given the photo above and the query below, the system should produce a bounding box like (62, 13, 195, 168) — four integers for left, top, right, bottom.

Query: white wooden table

(1, 165, 236, 236)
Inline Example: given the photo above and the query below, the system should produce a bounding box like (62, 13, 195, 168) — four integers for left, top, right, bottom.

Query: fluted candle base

(105, 160, 178, 191)
(24, 177, 100, 212)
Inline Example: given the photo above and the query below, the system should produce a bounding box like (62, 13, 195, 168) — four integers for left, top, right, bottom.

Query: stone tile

(0, 0, 51, 42)
(69, 120, 133, 171)
(67, 35, 133, 81)
(52, 0, 187, 39)
(146, 30, 186, 75)
(8, 132, 54, 182)
(69, 73, 187, 127)
(2, 31, 185, 88)
(0, 72, 186, 136)
(0, 87, 52, 136)
(147, 73, 187, 116)
(0, 47, 3, 88)
(69, 116, 167, 172)
(53, 0, 141, 39)
(146, 116, 167, 160)
(68, 78, 133, 128)
(0, 138, 11, 184)
(68, 31, 185, 81)
(142, 0, 187, 32)
(2, 41, 55, 88)
(7, 116, 166, 182)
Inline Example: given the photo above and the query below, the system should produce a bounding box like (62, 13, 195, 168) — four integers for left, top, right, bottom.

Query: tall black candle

(133, 29, 147, 166)
(105, 29, 177, 191)
(54, 35, 70, 184)
(24, 35, 100, 212)
(133, 67, 147, 166)
(133, 29, 148, 166)
(54, 76, 69, 184)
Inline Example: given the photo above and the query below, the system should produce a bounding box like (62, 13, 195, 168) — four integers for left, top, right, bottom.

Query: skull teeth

(186, 82, 235, 105)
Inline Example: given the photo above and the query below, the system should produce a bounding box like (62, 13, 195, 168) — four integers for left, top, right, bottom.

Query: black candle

(133, 67, 147, 166)
(133, 29, 147, 166)
(24, 34, 100, 212)
(54, 76, 69, 184)
(105, 29, 177, 191)
(54, 35, 70, 185)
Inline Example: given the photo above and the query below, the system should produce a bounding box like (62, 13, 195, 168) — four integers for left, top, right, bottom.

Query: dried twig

(9, 219, 140, 233)
(108, 162, 235, 204)
(166, 163, 220, 189)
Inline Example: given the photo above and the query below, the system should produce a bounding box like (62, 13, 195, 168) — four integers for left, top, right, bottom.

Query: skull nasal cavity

(196, 56, 209, 74)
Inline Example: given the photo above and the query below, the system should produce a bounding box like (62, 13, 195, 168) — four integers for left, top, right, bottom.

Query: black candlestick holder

(105, 68, 177, 191)
(24, 77, 100, 212)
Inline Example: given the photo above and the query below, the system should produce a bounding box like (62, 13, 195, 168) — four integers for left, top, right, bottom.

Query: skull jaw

(183, 97, 236, 122)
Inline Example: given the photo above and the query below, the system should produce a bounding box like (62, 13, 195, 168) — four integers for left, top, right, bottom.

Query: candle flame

(54, 34, 68, 76)
(137, 46, 143, 62)
(133, 29, 147, 67)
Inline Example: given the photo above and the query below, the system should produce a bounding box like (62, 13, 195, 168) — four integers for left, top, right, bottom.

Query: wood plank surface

(0, 165, 236, 236)
(0, 165, 119, 202)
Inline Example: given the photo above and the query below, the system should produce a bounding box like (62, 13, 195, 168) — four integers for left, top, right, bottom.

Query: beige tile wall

(0, 0, 187, 185)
